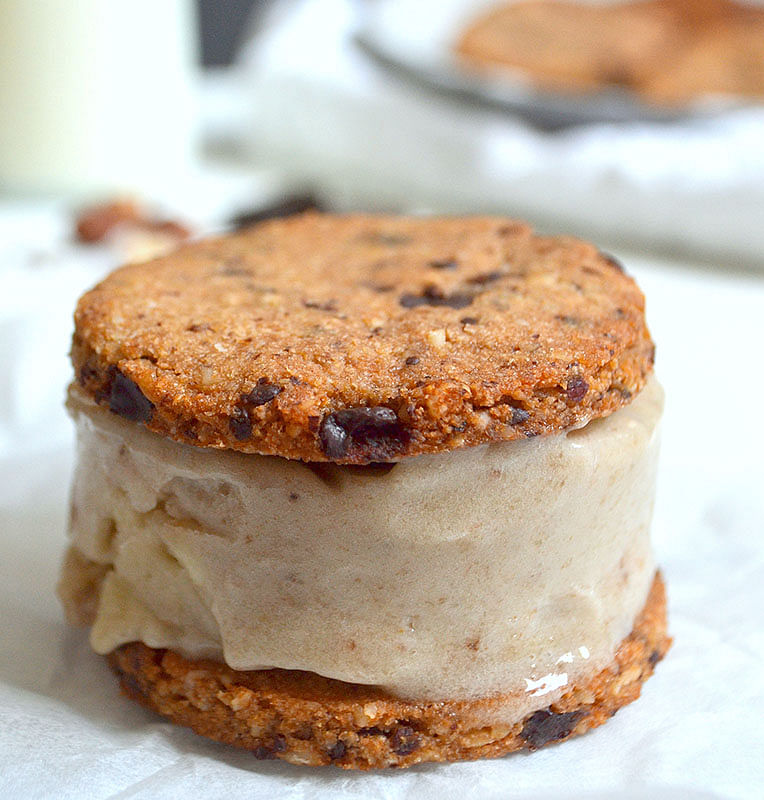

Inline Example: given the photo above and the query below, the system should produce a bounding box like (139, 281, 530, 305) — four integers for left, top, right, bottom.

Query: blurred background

(2, 0, 764, 265)
(2, 3, 764, 796)
(199, 0, 263, 67)
(2, 1, 764, 452)
(1, 0, 763, 470)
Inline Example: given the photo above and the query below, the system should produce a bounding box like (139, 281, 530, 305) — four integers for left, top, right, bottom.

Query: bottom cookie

(108, 572, 670, 769)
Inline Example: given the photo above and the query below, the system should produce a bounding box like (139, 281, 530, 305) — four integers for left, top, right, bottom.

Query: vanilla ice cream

(60, 378, 662, 715)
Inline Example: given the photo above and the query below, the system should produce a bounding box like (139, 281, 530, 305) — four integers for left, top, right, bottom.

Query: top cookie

(72, 214, 654, 464)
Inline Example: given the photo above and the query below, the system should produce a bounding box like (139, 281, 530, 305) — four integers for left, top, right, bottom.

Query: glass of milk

(0, 0, 198, 198)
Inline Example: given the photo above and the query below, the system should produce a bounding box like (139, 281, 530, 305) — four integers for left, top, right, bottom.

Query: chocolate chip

(78, 363, 99, 387)
(600, 252, 625, 273)
(399, 286, 473, 310)
(405, 356, 420, 365)
(228, 378, 284, 442)
(428, 259, 458, 270)
(182, 425, 198, 441)
(328, 740, 346, 760)
(242, 378, 283, 407)
(292, 723, 314, 741)
(566, 377, 589, 403)
(399, 294, 422, 308)
(108, 371, 154, 423)
(498, 223, 524, 236)
(318, 416, 348, 460)
(319, 406, 408, 461)
(366, 232, 412, 246)
(467, 270, 503, 285)
(252, 736, 289, 759)
(460, 316, 479, 325)
(218, 265, 251, 278)
(252, 745, 276, 760)
(229, 405, 252, 440)
(648, 649, 662, 667)
(510, 407, 530, 425)
(120, 673, 147, 699)
(390, 726, 421, 756)
(127, 648, 147, 674)
(228, 193, 322, 230)
(520, 710, 585, 750)
(436, 294, 473, 309)
(303, 299, 337, 312)
(289, 492, 299, 501)
(358, 726, 385, 737)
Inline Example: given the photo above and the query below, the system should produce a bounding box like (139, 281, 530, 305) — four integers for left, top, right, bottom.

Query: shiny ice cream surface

(60, 378, 663, 714)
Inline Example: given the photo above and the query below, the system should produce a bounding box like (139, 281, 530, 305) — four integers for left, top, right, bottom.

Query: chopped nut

(426, 328, 447, 349)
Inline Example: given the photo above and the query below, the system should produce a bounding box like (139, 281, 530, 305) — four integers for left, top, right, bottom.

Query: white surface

(1, 204, 764, 798)
(241, 0, 764, 267)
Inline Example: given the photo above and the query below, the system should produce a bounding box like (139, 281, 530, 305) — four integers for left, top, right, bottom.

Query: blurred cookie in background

(455, 0, 764, 107)
(643, 4, 764, 103)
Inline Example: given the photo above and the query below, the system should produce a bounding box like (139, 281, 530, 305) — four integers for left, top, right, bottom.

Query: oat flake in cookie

(59, 213, 670, 768)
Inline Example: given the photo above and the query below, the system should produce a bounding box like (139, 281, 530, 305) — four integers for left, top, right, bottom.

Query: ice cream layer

(60, 379, 662, 708)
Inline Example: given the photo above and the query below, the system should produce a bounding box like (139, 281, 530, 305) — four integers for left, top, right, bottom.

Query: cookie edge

(71, 214, 655, 464)
(106, 572, 670, 769)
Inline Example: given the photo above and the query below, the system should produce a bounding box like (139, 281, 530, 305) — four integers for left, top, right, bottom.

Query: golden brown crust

(107, 573, 670, 769)
(455, 0, 764, 106)
(72, 213, 653, 464)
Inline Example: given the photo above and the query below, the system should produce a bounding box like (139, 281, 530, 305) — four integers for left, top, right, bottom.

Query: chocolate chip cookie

(72, 213, 653, 464)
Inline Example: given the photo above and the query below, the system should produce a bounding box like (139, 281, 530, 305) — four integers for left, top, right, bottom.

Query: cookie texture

(72, 213, 654, 464)
(455, 0, 764, 106)
(107, 572, 670, 769)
